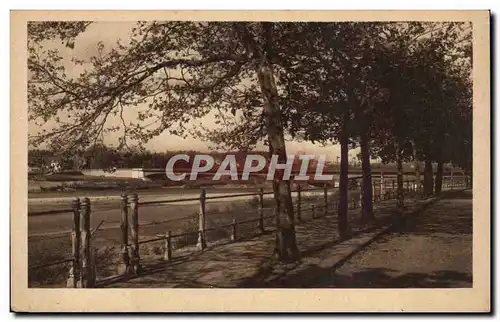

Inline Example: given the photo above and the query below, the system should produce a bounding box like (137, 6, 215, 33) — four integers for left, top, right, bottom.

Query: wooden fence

(28, 174, 470, 287)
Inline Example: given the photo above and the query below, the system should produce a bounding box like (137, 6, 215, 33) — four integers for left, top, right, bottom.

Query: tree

(28, 149, 53, 169)
(28, 20, 473, 256)
(333, 23, 389, 223)
(369, 22, 472, 204)
(273, 22, 360, 239)
(28, 21, 301, 260)
(402, 24, 472, 196)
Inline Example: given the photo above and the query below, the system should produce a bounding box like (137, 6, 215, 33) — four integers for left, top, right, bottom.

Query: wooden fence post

(90, 247, 97, 286)
(67, 198, 81, 288)
(196, 188, 207, 250)
(79, 197, 92, 288)
(392, 180, 396, 199)
(296, 185, 302, 223)
(380, 173, 385, 200)
(258, 188, 265, 232)
(312, 204, 316, 219)
(129, 193, 140, 275)
(450, 167, 454, 190)
(372, 179, 377, 203)
(359, 178, 363, 208)
(119, 193, 131, 275)
(231, 218, 237, 241)
(323, 184, 328, 217)
(420, 177, 425, 199)
(164, 231, 172, 261)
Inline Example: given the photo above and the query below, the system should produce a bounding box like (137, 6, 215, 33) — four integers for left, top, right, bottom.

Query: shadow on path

(237, 191, 472, 288)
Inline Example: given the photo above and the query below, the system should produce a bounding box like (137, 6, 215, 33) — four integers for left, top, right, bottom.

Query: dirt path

(99, 197, 425, 288)
(328, 190, 473, 288)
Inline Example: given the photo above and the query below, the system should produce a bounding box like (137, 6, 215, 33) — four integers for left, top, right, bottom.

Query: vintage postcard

(11, 10, 490, 312)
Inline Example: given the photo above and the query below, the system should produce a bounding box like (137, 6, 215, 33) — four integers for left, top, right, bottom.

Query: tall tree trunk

(360, 130, 374, 222)
(423, 157, 434, 197)
(253, 23, 298, 260)
(434, 136, 444, 195)
(396, 140, 404, 211)
(435, 160, 443, 195)
(338, 122, 350, 240)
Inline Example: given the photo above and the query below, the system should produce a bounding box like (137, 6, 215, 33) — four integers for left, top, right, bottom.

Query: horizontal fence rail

(28, 208, 74, 217)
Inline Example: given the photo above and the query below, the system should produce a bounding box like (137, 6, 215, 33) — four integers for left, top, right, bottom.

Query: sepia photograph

(10, 10, 490, 312)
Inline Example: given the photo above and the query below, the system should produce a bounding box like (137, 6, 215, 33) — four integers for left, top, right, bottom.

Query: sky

(28, 21, 360, 161)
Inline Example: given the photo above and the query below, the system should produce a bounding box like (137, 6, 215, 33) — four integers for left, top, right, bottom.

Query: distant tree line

(29, 145, 436, 173)
(28, 145, 209, 170)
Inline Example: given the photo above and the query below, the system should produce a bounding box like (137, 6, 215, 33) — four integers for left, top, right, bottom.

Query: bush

(29, 262, 70, 287)
(170, 215, 234, 249)
(246, 196, 260, 207)
(58, 170, 85, 176)
(171, 218, 199, 248)
(205, 226, 231, 244)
